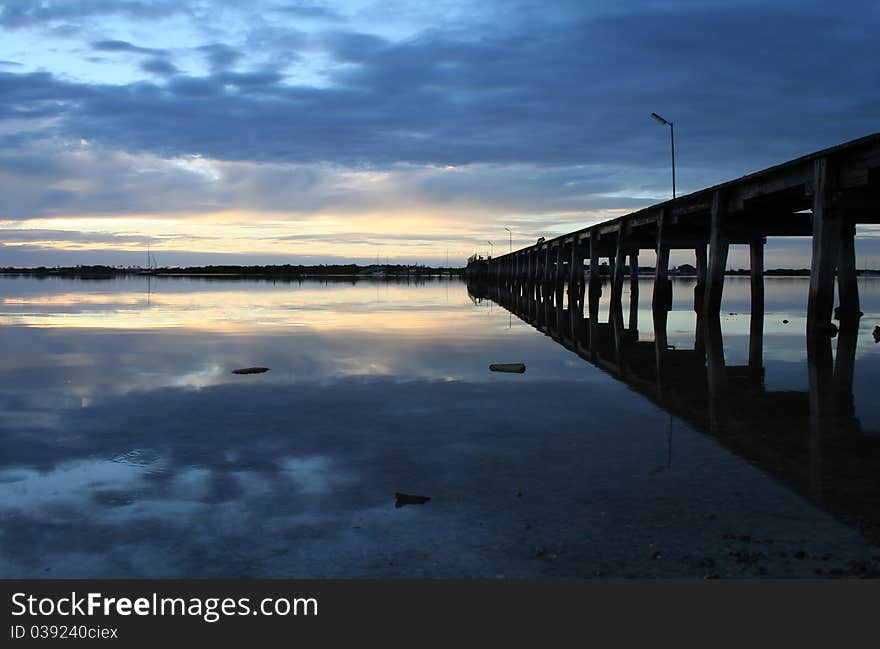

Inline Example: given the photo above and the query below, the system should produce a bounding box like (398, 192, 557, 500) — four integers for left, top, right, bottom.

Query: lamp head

(651, 112, 670, 126)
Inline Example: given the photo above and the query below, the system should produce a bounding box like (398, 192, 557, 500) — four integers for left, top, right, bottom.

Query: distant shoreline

(3, 265, 880, 279)
(0, 264, 466, 279)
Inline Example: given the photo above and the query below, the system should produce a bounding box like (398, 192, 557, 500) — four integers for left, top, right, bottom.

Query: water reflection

(469, 276, 880, 548)
(1, 275, 879, 578)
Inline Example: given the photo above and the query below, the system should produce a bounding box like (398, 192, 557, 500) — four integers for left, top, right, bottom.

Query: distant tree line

(0, 263, 466, 278)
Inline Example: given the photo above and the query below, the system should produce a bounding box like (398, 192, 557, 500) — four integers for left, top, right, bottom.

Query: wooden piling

(628, 252, 639, 332)
(569, 240, 584, 309)
(837, 221, 860, 325)
(588, 236, 601, 359)
(749, 237, 765, 377)
(652, 210, 671, 311)
(611, 232, 625, 305)
(694, 244, 707, 313)
(704, 191, 729, 316)
(807, 157, 839, 335)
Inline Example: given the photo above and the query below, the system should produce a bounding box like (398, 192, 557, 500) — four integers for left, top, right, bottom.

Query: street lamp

(487, 241, 494, 258)
(650, 112, 675, 200)
(503, 227, 512, 253)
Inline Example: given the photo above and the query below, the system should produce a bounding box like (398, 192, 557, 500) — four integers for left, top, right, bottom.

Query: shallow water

(1, 274, 879, 578)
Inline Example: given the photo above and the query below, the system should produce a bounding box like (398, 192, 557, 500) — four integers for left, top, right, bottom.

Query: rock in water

(232, 367, 270, 374)
(489, 363, 526, 373)
(395, 492, 431, 508)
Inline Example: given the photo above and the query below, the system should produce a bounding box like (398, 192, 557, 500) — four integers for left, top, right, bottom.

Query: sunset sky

(1, 0, 878, 268)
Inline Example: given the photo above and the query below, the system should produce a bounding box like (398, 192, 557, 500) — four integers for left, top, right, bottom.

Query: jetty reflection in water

(1, 275, 879, 578)
(469, 275, 880, 552)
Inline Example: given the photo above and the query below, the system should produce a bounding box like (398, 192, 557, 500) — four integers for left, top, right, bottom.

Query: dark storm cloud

(0, 0, 878, 228)
(3, 1, 868, 176)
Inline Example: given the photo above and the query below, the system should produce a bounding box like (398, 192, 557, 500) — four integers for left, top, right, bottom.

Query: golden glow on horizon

(0, 284, 480, 333)
(1, 211, 488, 260)
(0, 199, 611, 262)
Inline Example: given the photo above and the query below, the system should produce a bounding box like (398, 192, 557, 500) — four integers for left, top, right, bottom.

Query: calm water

(1, 275, 879, 578)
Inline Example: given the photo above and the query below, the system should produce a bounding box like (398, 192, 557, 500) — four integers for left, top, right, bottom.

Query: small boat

(489, 363, 526, 373)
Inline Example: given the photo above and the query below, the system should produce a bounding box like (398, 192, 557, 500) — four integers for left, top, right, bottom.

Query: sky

(0, 0, 878, 268)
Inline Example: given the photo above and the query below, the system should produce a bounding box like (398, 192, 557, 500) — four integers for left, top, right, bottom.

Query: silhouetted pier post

(694, 309, 705, 357)
(749, 237, 765, 378)
(588, 236, 601, 304)
(628, 253, 639, 332)
(704, 191, 729, 316)
(807, 157, 848, 335)
(532, 248, 537, 283)
(569, 240, 584, 308)
(544, 246, 552, 285)
(534, 247, 542, 286)
(611, 232, 625, 305)
(652, 210, 670, 310)
(588, 236, 601, 359)
(837, 222, 860, 325)
(750, 237, 764, 313)
(611, 298, 626, 377)
(554, 243, 563, 285)
(535, 247, 543, 286)
(693, 244, 707, 314)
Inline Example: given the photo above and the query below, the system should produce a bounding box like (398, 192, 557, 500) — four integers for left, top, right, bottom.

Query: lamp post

(650, 112, 675, 200)
(504, 227, 512, 254)
(487, 241, 494, 258)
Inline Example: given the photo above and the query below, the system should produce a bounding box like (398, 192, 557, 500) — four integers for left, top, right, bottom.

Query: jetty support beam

(704, 191, 729, 316)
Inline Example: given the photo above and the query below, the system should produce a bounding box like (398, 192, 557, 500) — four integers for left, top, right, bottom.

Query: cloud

(0, 1, 878, 265)
(141, 58, 179, 77)
(272, 2, 342, 21)
(0, 228, 176, 246)
(0, 1, 184, 29)
(197, 44, 245, 71)
(91, 40, 168, 57)
(0, 2, 869, 180)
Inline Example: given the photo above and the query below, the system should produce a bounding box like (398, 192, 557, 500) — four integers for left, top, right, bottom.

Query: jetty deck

(473, 133, 880, 334)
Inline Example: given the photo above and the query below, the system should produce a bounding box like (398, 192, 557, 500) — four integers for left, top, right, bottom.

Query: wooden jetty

(470, 133, 880, 334)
